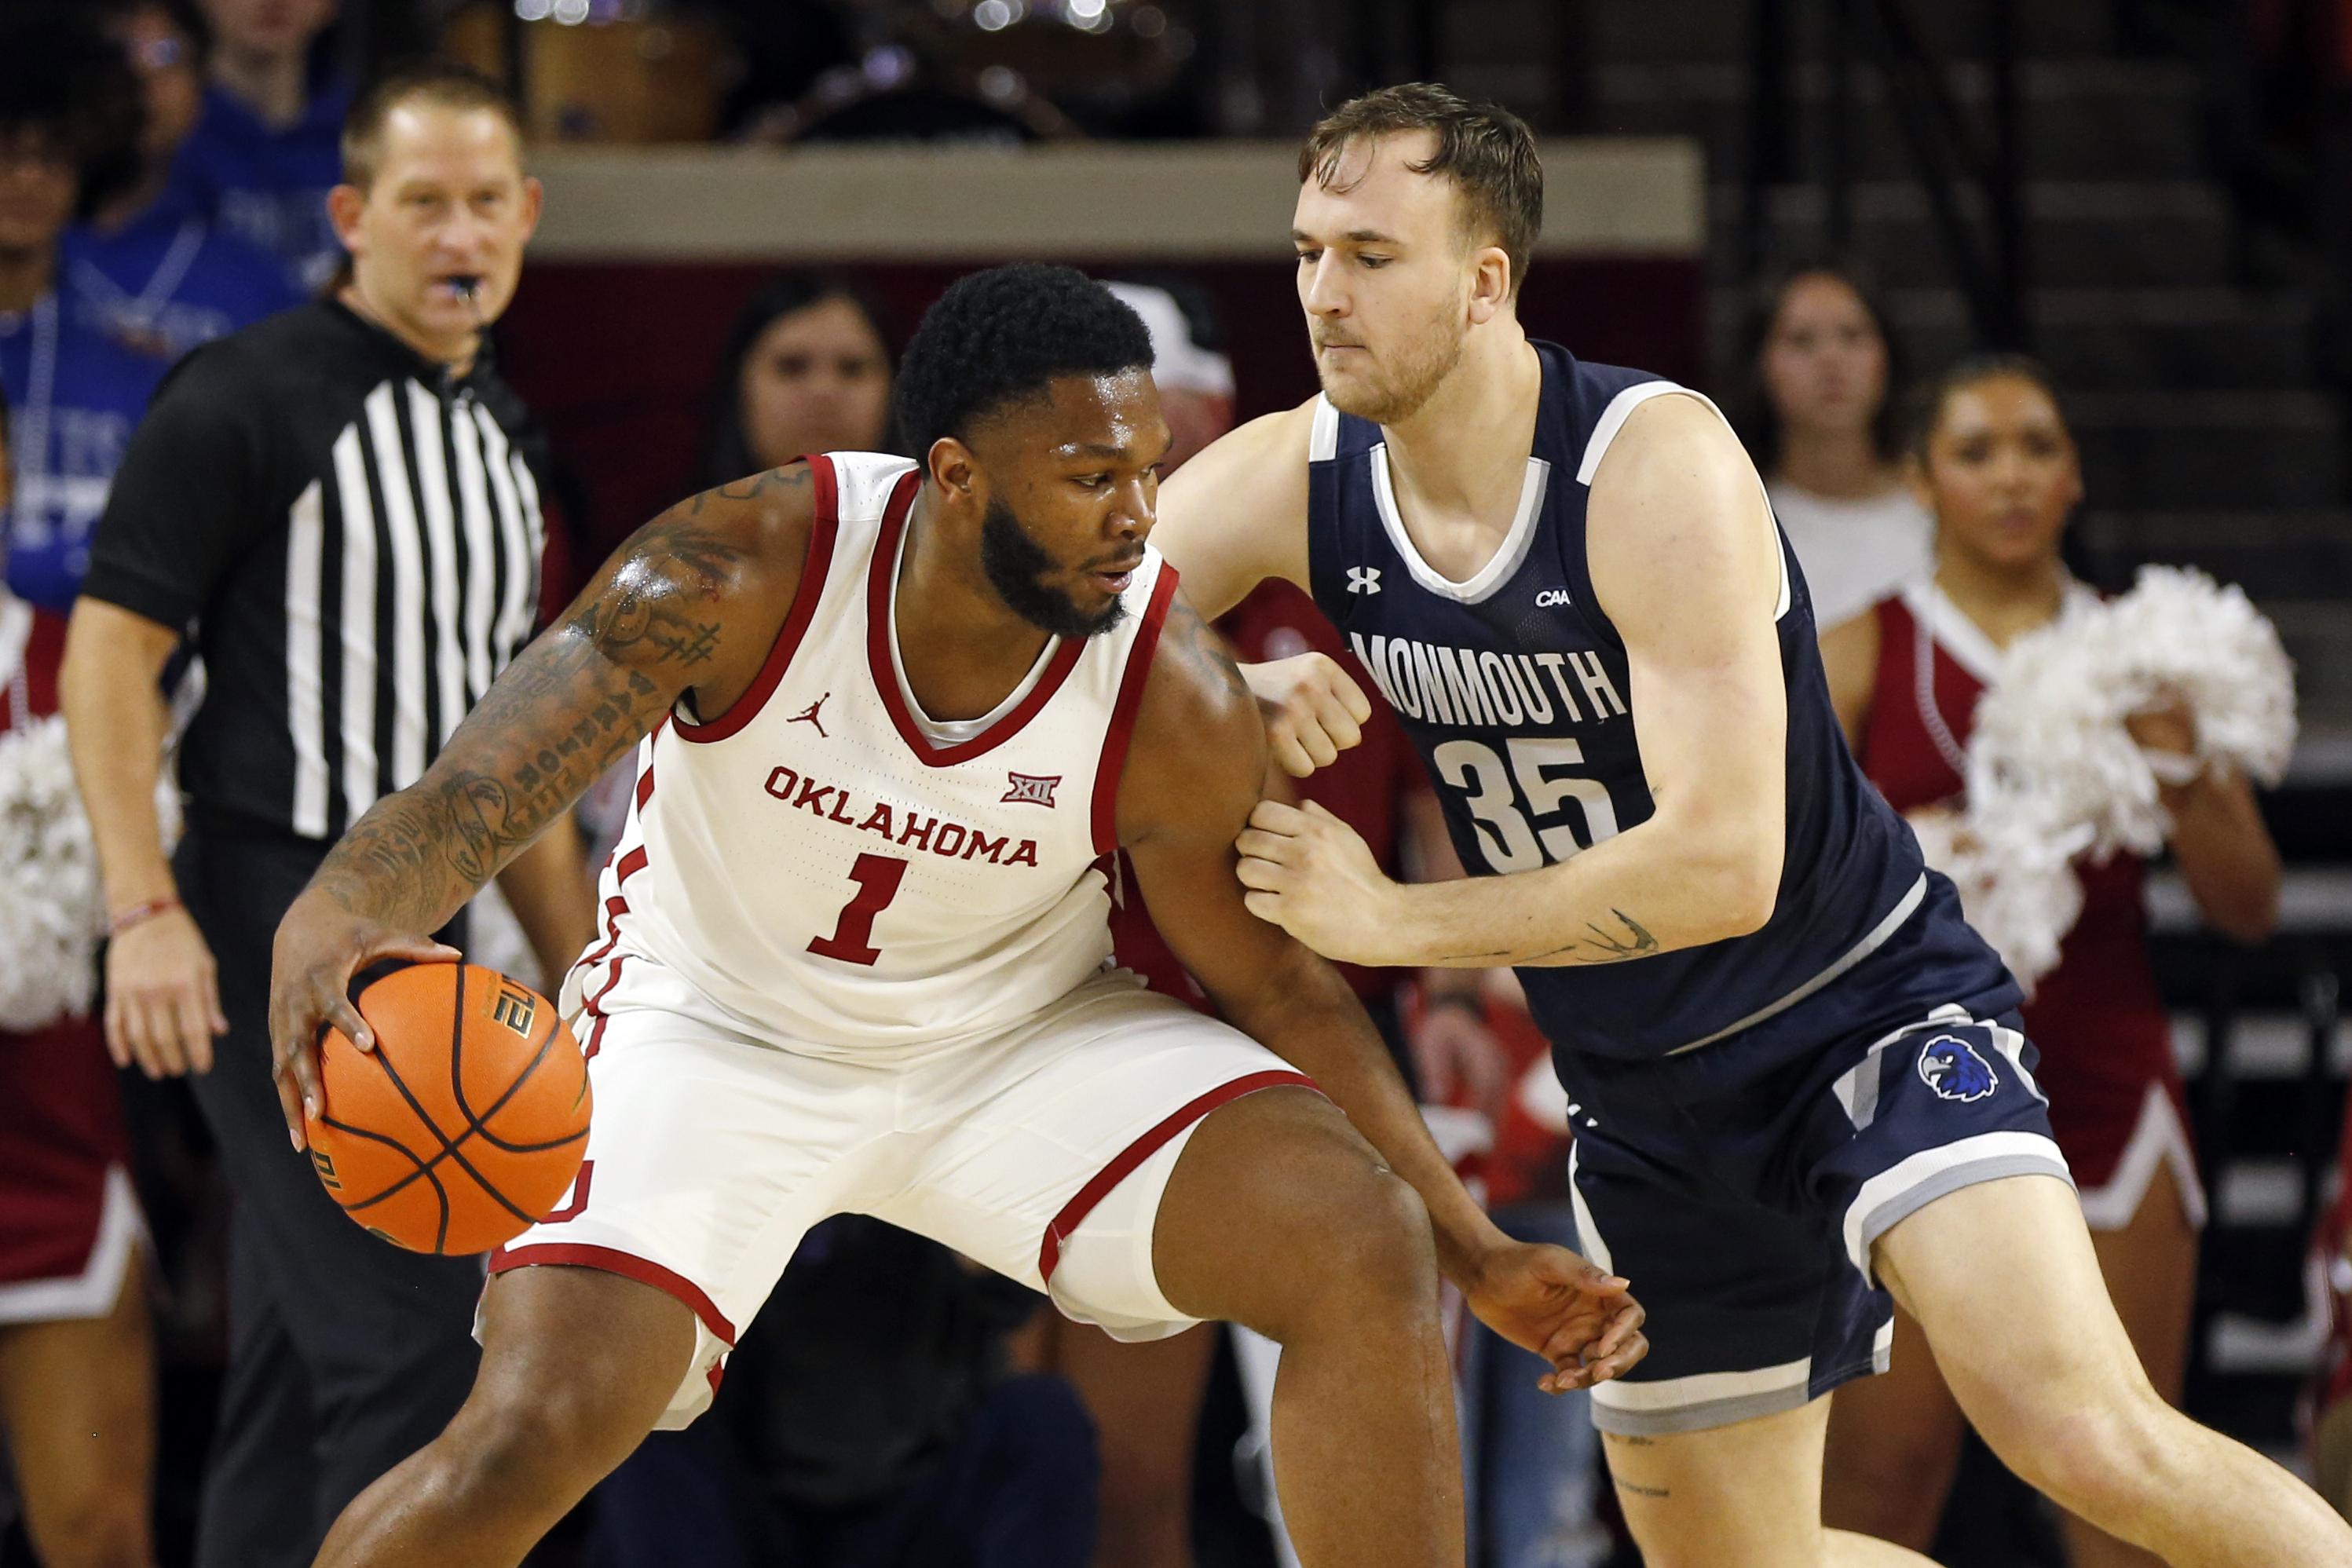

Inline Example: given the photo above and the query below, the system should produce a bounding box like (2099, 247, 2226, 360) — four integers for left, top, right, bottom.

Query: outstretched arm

(1237, 393, 1789, 968)
(1119, 594, 1644, 1389)
(267, 466, 817, 1143)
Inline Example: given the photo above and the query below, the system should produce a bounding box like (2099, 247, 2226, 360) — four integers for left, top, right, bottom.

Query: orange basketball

(303, 963, 591, 1255)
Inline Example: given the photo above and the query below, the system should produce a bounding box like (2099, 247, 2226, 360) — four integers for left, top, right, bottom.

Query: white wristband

(2142, 747, 2204, 787)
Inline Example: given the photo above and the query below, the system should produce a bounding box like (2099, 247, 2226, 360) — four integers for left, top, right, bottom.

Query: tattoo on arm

(1566, 908, 1659, 963)
(1162, 598, 1252, 707)
(1435, 909, 1660, 967)
(309, 507, 755, 932)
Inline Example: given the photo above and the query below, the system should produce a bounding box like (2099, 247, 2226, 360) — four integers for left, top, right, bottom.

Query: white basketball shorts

(489, 957, 1313, 1427)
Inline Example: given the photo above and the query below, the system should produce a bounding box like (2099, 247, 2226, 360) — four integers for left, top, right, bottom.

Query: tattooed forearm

(1575, 909, 1659, 963)
(308, 495, 763, 933)
(1435, 908, 1661, 968)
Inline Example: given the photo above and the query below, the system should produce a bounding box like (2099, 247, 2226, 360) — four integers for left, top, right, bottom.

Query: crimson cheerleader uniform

(1860, 583, 2204, 1230)
(0, 598, 145, 1323)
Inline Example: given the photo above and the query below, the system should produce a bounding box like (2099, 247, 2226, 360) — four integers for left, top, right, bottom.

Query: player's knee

(1987, 1385, 2173, 1518)
(444, 1368, 656, 1509)
(1267, 1157, 1436, 1340)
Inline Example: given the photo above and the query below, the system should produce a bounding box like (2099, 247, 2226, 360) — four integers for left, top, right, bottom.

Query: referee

(58, 60, 593, 1568)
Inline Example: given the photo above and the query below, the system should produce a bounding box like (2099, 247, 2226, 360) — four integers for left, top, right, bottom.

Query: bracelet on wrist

(2141, 747, 2204, 788)
(108, 896, 182, 938)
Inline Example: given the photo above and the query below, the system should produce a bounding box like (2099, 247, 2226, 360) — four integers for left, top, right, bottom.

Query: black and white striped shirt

(82, 298, 547, 842)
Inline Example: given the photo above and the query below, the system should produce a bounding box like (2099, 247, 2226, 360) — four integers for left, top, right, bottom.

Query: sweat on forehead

(892, 263, 1154, 459)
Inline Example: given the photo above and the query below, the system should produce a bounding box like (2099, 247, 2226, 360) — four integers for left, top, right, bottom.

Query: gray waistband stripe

(1666, 874, 1930, 1056)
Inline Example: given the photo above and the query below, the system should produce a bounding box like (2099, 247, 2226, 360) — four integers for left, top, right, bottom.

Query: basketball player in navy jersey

(264, 264, 1644, 1568)
(1151, 84, 2352, 1567)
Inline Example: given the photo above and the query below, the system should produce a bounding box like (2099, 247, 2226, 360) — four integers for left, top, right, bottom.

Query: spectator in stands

(0, 35, 161, 1562)
(1736, 263, 1932, 631)
(590, 1216, 1096, 1568)
(699, 269, 896, 488)
(0, 9, 170, 619)
(177, 0, 346, 294)
(73, 0, 300, 360)
(1818, 355, 2281, 1566)
(584, 270, 1096, 1568)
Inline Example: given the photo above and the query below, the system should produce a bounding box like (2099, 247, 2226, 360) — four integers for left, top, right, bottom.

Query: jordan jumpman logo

(788, 693, 831, 737)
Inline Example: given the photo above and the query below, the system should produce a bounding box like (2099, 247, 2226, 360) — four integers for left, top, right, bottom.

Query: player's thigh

(2087, 1162, 2196, 1405)
(0, 1255, 154, 1552)
(1873, 1173, 2160, 1463)
(1602, 1397, 1838, 1568)
(872, 978, 1395, 1342)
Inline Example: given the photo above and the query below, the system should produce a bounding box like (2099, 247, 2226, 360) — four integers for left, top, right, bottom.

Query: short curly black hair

(0, 8, 144, 221)
(893, 264, 1154, 462)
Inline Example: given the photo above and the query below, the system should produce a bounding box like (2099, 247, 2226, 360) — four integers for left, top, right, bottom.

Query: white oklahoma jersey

(565, 450, 1175, 1060)
(514, 451, 1312, 1428)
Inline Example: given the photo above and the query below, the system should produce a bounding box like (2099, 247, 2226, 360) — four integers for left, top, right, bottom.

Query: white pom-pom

(1936, 568, 2295, 992)
(0, 716, 183, 1032)
(0, 716, 106, 1029)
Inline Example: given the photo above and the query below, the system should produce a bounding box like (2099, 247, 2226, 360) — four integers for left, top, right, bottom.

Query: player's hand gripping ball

(302, 963, 590, 1255)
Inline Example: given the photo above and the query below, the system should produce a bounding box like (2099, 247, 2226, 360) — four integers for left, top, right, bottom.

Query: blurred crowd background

(12, 2, 2352, 1567)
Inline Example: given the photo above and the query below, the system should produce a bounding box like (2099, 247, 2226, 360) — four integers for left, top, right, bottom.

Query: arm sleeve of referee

(79, 342, 272, 631)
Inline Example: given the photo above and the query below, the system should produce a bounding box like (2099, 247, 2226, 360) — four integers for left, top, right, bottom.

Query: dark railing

(1740, 0, 2032, 349)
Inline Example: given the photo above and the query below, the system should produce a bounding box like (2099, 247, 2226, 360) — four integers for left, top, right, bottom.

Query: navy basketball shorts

(1559, 1003, 2072, 1436)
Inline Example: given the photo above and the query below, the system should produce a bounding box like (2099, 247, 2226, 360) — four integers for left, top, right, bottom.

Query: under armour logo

(788, 693, 831, 737)
(1347, 567, 1382, 595)
(1003, 772, 1060, 808)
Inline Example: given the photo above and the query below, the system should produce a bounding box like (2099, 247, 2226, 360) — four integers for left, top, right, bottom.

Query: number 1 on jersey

(808, 853, 909, 965)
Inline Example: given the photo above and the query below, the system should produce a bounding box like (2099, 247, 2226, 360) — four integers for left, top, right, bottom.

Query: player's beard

(980, 497, 1131, 640)
(1315, 311, 1466, 426)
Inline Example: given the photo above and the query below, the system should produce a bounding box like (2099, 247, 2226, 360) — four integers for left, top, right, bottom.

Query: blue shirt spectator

(65, 175, 298, 362)
(70, 0, 300, 360)
(4, 1, 295, 613)
(170, 75, 349, 295)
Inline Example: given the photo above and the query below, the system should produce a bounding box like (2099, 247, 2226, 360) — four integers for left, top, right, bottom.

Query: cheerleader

(1817, 353, 2281, 1566)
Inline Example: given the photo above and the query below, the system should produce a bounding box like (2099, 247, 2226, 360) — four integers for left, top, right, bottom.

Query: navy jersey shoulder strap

(1304, 394, 1388, 627)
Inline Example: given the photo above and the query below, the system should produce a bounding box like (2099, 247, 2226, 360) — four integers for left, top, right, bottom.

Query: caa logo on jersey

(1535, 587, 1574, 608)
(1917, 1035, 1998, 1102)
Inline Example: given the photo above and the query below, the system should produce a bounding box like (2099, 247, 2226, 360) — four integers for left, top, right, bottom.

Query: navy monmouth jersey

(1305, 342, 2006, 1063)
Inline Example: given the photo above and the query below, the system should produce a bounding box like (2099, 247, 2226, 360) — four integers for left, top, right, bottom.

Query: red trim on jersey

(864, 479, 1087, 767)
(1037, 1067, 1319, 1285)
(488, 1241, 737, 1346)
(674, 458, 843, 744)
(1089, 564, 1181, 856)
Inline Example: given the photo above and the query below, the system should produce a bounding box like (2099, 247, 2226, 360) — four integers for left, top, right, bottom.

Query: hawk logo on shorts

(1917, 1035, 1998, 1102)
(492, 985, 538, 1036)
(1002, 772, 1060, 808)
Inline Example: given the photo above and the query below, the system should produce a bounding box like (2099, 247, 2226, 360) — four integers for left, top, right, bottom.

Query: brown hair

(1729, 259, 1906, 473)
(1903, 350, 2066, 459)
(342, 57, 522, 192)
(1298, 82, 1542, 297)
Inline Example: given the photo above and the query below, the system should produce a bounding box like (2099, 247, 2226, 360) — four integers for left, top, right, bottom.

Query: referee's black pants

(175, 825, 482, 1568)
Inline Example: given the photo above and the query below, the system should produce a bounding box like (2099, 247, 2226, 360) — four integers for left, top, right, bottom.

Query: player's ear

(1467, 243, 1512, 325)
(927, 437, 978, 505)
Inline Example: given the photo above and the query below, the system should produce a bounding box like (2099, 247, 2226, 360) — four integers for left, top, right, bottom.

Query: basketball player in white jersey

(1149, 82, 2352, 1568)
(263, 264, 1647, 1568)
